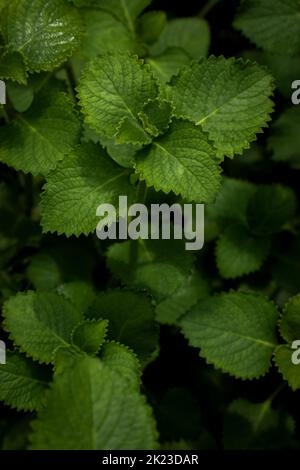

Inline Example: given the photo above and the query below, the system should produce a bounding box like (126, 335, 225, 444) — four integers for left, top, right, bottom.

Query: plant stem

(199, 0, 222, 17)
(65, 63, 77, 100)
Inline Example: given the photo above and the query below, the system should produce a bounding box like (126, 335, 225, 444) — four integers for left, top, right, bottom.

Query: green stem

(65, 63, 77, 100)
(199, 0, 222, 17)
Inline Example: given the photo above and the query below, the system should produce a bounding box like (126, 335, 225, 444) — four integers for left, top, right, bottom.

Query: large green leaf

(2, 0, 83, 72)
(41, 143, 134, 236)
(168, 56, 274, 158)
(0, 90, 81, 175)
(78, 53, 158, 143)
(135, 120, 221, 202)
(234, 0, 300, 56)
(30, 354, 158, 449)
(3, 291, 82, 364)
(181, 291, 278, 379)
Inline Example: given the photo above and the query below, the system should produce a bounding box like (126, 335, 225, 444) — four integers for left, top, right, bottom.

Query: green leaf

(137, 11, 167, 45)
(268, 108, 300, 165)
(274, 345, 300, 391)
(0, 50, 27, 84)
(146, 47, 191, 83)
(207, 178, 256, 228)
(279, 294, 300, 344)
(151, 17, 210, 59)
(89, 290, 158, 364)
(216, 224, 270, 279)
(72, 319, 108, 355)
(138, 98, 173, 137)
(7, 82, 34, 113)
(93, 0, 151, 32)
(234, 0, 300, 56)
(30, 354, 158, 449)
(0, 90, 81, 175)
(106, 239, 195, 301)
(78, 53, 158, 141)
(223, 398, 295, 449)
(181, 291, 278, 379)
(155, 269, 210, 325)
(2, 0, 83, 72)
(168, 56, 274, 158)
(247, 185, 297, 235)
(0, 352, 50, 411)
(56, 282, 96, 315)
(3, 291, 83, 364)
(80, 10, 139, 60)
(41, 143, 134, 236)
(135, 120, 221, 203)
(115, 116, 152, 145)
(102, 341, 141, 389)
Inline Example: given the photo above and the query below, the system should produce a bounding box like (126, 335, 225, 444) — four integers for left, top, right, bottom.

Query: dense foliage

(0, 0, 300, 450)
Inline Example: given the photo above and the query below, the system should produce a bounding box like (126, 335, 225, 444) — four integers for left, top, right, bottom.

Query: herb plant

(0, 0, 300, 451)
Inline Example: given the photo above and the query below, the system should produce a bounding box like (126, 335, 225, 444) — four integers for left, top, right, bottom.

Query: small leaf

(41, 143, 135, 236)
(168, 56, 274, 158)
(0, 89, 81, 176)
(2, 0, 83, 72)
(216, 224, 270, 279)
(138, 98, 173, 137)
(30, 354, 158, 449)
(0, 352, 50, 411)
(234, 0, 300, 56)
(181, 291, 278, 379)
(0, 50, 27, 84)
(72, 319, 108, 355)
(151, 17, 210, 59)
(3, 291, 83, 364)
(135, 120, 221, 203)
